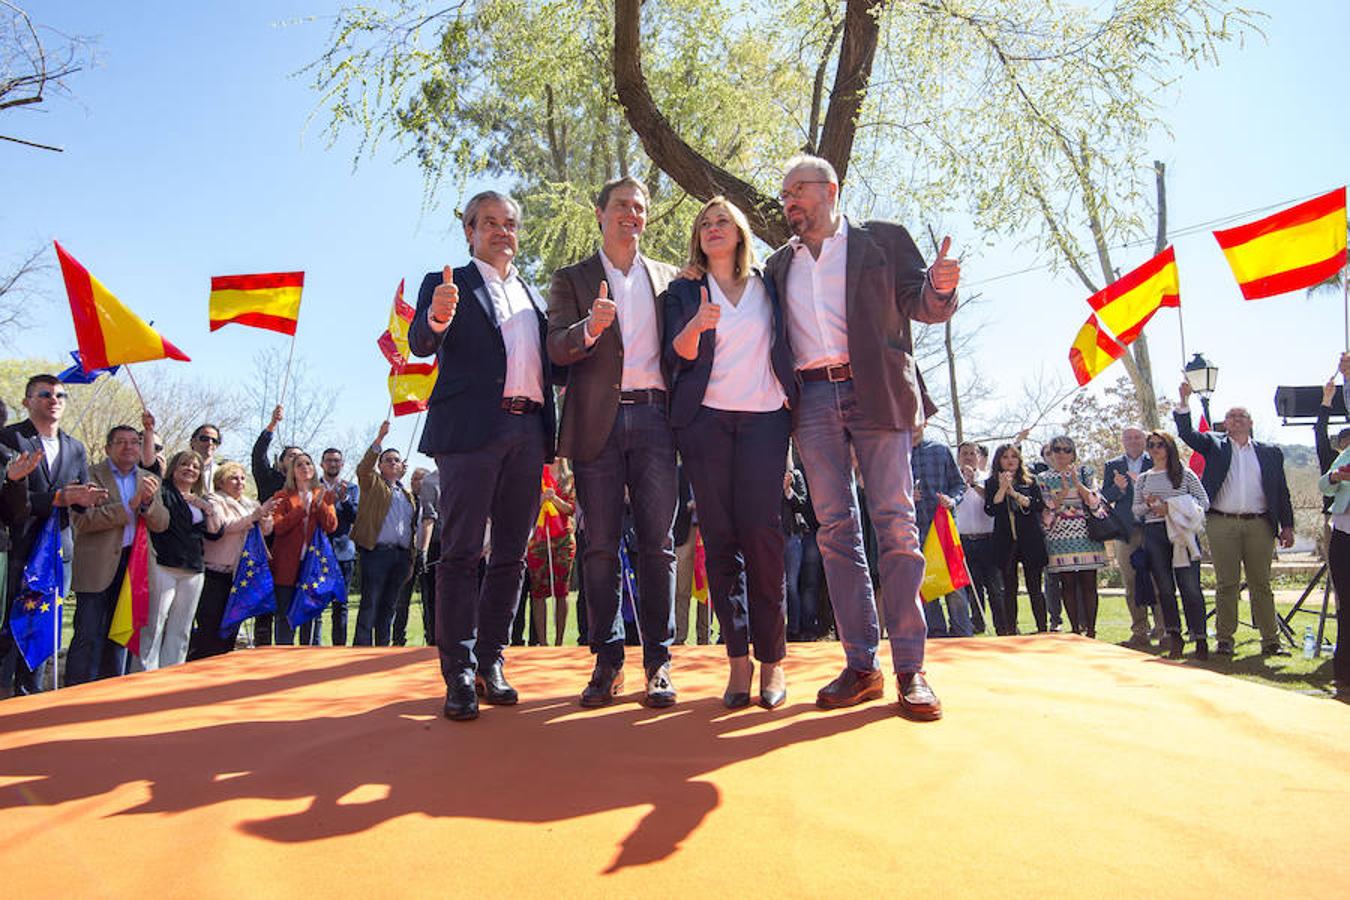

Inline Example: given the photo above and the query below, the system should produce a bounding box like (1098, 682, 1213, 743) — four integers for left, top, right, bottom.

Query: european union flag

(56, 350, 119, 385)
(10, 514, 64, 670)
(288, 528, 346, 629)
(220, 524, 276, 636)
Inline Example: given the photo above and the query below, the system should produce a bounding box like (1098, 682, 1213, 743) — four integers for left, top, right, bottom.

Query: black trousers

(188, 569, 239, 660)
(68, 547, 132, 683)
(1327, 528, 1350, 685)
(677, 406, 790, 664)
(1000, 553, 1047, 634)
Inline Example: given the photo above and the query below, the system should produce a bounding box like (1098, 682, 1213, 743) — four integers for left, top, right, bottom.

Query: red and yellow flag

(692, 531, 709, 606)
(920, 506, 971, 602)
(55, 242, 190, 369)
(1087, 246, 1180, 344)
(109, 517, 151, 653)
(388, 362, 437, 416)
(377, 279, 413, 367)
(1213, 187, 1347, 300)
(1068, 313, 1127, 387)
(209, 272, 304, 334)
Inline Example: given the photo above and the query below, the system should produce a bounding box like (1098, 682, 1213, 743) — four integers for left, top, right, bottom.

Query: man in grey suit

(547, 176, 682, 708)
(764, 155, 960, 721)
(69, 426, 170, 684)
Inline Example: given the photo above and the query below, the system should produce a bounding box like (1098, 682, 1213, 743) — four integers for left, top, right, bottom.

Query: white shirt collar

(599, 248, 643, 277)
(472, 257, 519, 285)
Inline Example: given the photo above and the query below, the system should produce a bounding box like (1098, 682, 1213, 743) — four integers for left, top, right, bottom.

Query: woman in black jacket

(142, 449, 217, 670)
(663, 196, 798, 709)
(983, 443, 1049, 634)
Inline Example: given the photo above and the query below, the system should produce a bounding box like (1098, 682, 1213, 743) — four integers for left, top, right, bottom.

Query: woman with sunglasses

(1037, 436, 1108, 638)
(1133, 431, 1210, 658)
(983, 443, 1049, 633)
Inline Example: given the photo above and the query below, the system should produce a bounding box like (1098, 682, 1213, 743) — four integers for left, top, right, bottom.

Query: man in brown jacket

(765, 155, 960, 721)
(352, 420, 417, 647)
(547, 176, 681, 708)
(70, 425, 169, 684)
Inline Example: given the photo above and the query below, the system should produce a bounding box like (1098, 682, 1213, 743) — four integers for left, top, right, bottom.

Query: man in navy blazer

(0, 374, 104, 696)
(1175, 382, 1294, 657)
(1100, 426, 1163, 650)
(408, 191, 558, 721)
(764, 155, 959, 721)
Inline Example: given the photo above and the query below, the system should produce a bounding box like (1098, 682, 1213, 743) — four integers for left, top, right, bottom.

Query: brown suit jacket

(547, 251, 680, 462)
(71, 459, 170, 594)
(764, 219, 956, 431)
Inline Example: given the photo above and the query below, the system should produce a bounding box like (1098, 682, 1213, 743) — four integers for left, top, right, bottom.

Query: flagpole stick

(1342, 264, 1348, 351)
(278, 331, 298, 409)
(53, 597, 61, 691)
(123, 364, 147, 410)
(1176, 306, 1188, 372)
(405, 410, 424, 461)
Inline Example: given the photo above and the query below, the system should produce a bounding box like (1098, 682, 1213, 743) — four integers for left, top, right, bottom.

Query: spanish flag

(388, 361, 438, 416)
(377, 279, 413, 366)
(692, 531, 710, 605)
(1068, 313, 1127, 387)
(920, 506, 971, 602)
(55, 242, 190, 369)
(109, 517, 151, 653)
(1087, 246, 1180, 345)
(209, 272, 304, 334)
(1213, 187, 1347, 300)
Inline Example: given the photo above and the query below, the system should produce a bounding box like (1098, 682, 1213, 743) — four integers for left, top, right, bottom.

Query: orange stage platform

(0, 637, 1345, 897)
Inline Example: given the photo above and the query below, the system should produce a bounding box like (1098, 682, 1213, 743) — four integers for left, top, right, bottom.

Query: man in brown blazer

(70, 425, 169, 684)
(547, 176, 681, 708)
(764, 154, 960, 721)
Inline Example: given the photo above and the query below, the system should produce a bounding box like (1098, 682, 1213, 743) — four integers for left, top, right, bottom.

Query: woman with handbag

(1133, 431, 1210, 659)
(1037, 436, 1109, 638)
(984, 443, 1049, 634)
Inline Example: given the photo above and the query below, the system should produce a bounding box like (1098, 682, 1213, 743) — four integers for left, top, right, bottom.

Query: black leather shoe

(816, 667, 884, 709)
(759, 661, 787, 709)
(724, 656, 753, 709)
(580, 663, 625, 708)
(897, 671, 942, 721)
(1261, 642, 1291, 658)
(645, 662, 677, 708)
(443, 676, 478, 721)
(474, 659, 519, 705)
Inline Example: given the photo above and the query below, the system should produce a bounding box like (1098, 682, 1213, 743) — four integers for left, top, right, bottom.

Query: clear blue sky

(3, 1, 1347, 472)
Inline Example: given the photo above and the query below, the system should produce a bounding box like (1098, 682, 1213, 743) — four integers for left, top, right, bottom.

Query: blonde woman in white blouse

(664, 197, 799, 710)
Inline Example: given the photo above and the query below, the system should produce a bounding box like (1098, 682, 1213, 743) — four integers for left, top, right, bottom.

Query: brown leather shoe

(815, 667, 884, 709)
(897, 672, 942, 721)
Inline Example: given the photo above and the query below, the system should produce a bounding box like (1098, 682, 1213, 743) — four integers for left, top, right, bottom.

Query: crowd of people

(0, 156, 1344, 713)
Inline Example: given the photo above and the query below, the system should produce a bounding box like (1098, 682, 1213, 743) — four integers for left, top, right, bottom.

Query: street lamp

(1184, 353, 1219, 422)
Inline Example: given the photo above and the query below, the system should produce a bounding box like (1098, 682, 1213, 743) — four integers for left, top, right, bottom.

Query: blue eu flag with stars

(10, 514, 64, 670)
(288, 528, 346, 629)
(220, 524, 276, 637)
(56, 349, 119, 385)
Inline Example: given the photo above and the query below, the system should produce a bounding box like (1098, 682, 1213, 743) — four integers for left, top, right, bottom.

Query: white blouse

(702, 275, 788, 413)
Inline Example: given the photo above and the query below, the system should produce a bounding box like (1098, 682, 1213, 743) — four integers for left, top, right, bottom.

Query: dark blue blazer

(408, 262, 558, 459)
(660, 270, 798, 430)
(983, 473, 1048, 568)
(0, 421, 88, 561)
(1174, 409, 1293, 533)
(1100, 453, 1143, 529)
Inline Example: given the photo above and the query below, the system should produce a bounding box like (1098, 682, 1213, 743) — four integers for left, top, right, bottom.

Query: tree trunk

(944, 318, 963, 442)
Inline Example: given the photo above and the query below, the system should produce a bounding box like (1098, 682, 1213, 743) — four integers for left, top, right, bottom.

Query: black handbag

(1085, 504, 1129, 542)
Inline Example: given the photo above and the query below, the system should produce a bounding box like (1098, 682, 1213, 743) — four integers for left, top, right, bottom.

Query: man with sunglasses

(1176, 382, 1295, 656)
(0, 375, 104, 696)
(190, 424, 223, 489)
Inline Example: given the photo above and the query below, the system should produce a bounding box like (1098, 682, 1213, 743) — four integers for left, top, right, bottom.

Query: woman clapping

(142, 450, 218, 670)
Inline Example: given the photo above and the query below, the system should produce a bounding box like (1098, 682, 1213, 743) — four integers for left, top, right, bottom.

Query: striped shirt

(1132, 468, 1210, 524)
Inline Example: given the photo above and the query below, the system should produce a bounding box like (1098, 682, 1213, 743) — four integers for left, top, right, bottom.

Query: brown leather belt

(501, 396, 542, 414)
(798, 363, 852, 383)
(619, 389, 667, 405)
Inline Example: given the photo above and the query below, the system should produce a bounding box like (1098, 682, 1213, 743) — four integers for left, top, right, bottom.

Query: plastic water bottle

(1302, 625, 1316, 659)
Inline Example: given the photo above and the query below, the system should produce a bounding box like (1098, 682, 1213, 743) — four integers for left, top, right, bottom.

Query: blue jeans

(68, 548, 130, 684)
(962, 534, 1003, 634)
(1143, 522, 1207, 639)
(793, 380, 927, 674)
(572, 404, 677, 672)
(434, 410, 546, 684)
(923, 590, 974, 637)
(356, 546, 413, 646)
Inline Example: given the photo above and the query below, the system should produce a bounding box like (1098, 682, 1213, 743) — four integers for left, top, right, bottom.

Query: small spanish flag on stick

(377, 279, 413, 367)
(1068, 313, 1127, 387)
(388, 362, 438, 416)
(209, 272, 304, 335)
(55, 242, 190, 369)
(1213, 187, 1346, 301)
(1087, 246, 1180, 345)
(920, 506, 971, 602)
(108, 517, 151, 653)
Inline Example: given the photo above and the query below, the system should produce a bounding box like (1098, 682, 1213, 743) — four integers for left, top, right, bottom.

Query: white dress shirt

(1211, 438, 1267, 515)
(784, 216, 851, 371)
(955, 470, 995, 535)
(473, 258, 545, 404)
(702, 276, 787, 413)
(596, 251, 664, 390)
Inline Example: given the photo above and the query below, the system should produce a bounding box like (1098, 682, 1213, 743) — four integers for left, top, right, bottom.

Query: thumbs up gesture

(928, 236, 960, 294)
(429, 266, 459, 333)
(587, 280, 617, 338)
(693, 286, 721, 333)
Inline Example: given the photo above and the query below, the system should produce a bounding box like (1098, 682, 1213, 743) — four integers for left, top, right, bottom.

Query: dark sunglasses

(1145, 439, 1166, 449)
(194, 435, 222, 445)
(1050, 446, 1073, 453)
(33, 390, 68, 400)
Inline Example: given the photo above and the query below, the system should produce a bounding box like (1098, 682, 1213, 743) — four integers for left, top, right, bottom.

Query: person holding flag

(525, 460, 577, 646)
(0, 402, 37, 663)
(69, 426, 168, 684)
(352, 421, 417, 647)
(267, 452, 338, 646)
